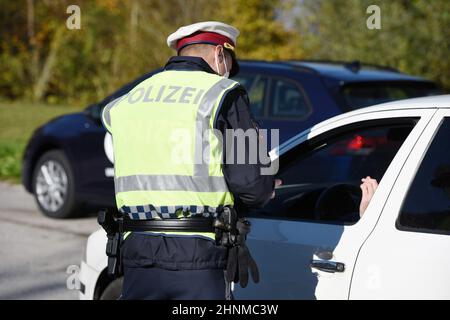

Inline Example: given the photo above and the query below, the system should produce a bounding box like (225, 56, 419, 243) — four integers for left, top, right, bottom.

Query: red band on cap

(177, 31, 234, 52)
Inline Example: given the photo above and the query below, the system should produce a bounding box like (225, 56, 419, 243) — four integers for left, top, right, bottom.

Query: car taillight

(348, 135, 364, 150)
(331, 135, 387, 155)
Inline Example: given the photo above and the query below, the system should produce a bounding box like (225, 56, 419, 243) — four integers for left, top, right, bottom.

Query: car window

(233, 74, 267, 117)
(397, 118, 450, 235)
(250, 120, 416, 224)
(232, 74, 255, 91)
(340, 82, 443, 109)
(269, 78, 311, 119)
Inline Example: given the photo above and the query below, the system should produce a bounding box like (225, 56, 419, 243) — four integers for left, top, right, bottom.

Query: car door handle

(310, 260, 345, 273)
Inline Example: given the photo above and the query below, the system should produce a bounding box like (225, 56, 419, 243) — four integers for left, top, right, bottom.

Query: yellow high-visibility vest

(101, 70, 239, 240)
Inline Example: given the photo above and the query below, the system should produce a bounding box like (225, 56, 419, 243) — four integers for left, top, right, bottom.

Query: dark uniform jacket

(122, 56, 274, 270)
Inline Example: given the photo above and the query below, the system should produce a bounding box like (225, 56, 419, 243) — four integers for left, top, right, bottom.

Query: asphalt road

(0, 182, 99, 300)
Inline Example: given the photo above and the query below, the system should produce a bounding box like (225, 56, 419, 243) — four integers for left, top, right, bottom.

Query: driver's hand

(359, 176, 378, 217)
(271, 179, 283, 199)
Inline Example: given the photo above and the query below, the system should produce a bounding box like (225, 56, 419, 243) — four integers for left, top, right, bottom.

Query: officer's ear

(214, 45, 225, 63)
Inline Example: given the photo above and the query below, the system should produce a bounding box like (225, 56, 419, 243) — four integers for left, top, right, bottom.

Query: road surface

(0, 182, 99, 299)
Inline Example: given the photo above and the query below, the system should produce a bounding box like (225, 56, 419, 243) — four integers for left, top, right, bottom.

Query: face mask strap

(215, 52, 220, 76)
(215, 46, 230, 78)
(223, 51, 229, 78)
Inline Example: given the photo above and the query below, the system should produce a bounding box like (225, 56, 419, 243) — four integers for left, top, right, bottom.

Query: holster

(214, 207, 260, 288)
(98, 208, 123, 278)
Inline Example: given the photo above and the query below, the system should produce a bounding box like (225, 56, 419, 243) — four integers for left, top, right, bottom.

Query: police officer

(101, 21, 277, 300)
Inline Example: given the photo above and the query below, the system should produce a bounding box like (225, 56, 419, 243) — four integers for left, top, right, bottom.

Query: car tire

(32, 150, 80, 219)
(99, 278, 123, 300)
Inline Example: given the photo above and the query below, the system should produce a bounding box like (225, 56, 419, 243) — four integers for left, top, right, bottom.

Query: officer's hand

(359, 176, 378, 217)
(271, 179, 283, 199)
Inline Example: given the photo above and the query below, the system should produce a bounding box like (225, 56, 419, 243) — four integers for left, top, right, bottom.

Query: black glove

(225, 219, 260, 288)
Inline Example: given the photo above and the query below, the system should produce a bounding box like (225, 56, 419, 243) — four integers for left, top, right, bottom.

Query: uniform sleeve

(215, 86, 275, 209)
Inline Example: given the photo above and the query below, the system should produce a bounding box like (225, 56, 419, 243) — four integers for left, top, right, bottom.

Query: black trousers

(121, 266, 228, 300)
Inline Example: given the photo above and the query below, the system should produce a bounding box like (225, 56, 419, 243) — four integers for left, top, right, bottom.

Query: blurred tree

(296, 0, 450, 90)
(10, 0, 447, 105)
(0, 0, 224, 104)
(0, 0, 302, 104)
(215, 0, 304, 60)
(1, 0, 74, 102)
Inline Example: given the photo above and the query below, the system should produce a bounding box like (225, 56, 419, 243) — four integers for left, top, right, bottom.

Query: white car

(79, 95, 450, 300)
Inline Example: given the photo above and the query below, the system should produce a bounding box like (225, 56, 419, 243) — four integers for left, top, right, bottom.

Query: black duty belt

(99, 207, 260, 291)
(122, 217, 216, 232)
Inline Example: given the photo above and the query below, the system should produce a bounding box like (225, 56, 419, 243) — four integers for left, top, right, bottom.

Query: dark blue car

(22, 60, 443, 218)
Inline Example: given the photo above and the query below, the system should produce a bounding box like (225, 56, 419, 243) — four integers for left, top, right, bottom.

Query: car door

(350, 108, 450, 299)
(233, 108, 435, 300)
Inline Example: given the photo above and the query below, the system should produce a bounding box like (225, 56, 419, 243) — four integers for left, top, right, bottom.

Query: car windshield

(340, 81, 443, 109)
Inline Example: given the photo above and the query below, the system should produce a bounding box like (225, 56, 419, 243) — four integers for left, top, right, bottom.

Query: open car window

(249, 118, 418, 224)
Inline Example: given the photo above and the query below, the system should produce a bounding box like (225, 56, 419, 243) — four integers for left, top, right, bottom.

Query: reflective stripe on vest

(101, 70, 238, 240)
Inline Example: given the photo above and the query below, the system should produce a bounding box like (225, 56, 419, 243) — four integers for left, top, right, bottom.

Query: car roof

(307, 94, 450, 131)
(272, 94, 450, 159)
(239, 60, 432, 83)
(327, 94, 450, 117)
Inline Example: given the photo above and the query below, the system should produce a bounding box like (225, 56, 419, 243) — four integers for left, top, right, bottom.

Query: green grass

(0, 100, 83, 182)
